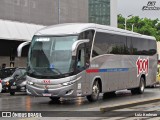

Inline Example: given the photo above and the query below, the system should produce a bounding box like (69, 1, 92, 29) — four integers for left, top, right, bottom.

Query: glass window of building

(89, 0, 110, 25)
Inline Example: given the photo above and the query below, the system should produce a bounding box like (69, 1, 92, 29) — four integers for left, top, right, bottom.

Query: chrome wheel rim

(140, 79, 144, 92)
(92, 81, 99, 98)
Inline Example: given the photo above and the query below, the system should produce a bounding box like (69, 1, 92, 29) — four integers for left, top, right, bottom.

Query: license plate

(42, 93, 51, 96)
(11, 86, 17, 89)
(43, 93, 51, 97)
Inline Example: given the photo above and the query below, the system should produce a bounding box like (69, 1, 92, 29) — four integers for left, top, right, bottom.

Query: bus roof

(35, 23, 156, 40)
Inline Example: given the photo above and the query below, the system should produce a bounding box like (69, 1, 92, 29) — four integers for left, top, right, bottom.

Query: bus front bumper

(26, 83, 82, 97)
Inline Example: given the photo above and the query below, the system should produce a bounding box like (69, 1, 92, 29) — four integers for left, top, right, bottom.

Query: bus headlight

(27, 81, 34, 85)
(61, 77, 81, 86)
(62, 80, 76, 86)
(62, 82, 70, 86)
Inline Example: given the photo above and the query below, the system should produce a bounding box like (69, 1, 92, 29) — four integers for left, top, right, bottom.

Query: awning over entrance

(0, 19, 45, 41)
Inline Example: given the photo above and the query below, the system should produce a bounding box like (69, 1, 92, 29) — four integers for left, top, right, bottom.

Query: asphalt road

(1, 87, 160, 120)
(0, 87, 160, 112)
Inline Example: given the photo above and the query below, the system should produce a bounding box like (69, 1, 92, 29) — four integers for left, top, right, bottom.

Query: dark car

(2, 68, 27, 95)
(0, 67, 16, 79)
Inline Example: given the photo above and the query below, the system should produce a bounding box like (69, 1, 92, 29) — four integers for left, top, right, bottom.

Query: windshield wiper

(46, 67, 62, 75)
(27, 66, 63, 77)
(27, 67, 40, 75)
(27, 69, 35, 75)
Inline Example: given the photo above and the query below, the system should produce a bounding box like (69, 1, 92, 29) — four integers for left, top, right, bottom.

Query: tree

(117, 15, 160, 41)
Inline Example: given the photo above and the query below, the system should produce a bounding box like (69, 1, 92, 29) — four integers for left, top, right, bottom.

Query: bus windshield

(28, 35, 78, 78)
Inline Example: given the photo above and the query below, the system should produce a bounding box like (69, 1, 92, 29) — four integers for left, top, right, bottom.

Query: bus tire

(131, 77, 145, 94)
(10, 91, 15, 95)
(49, 97, 60, 101)
(87, 80, 100, 102)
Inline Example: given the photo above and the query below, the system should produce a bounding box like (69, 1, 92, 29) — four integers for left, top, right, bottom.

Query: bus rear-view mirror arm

(17, 41, 31, 57)
(72, 39, 90, 56)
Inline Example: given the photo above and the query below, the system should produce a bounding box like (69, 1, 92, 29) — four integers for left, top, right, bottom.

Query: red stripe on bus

(86, 69, 99, 73)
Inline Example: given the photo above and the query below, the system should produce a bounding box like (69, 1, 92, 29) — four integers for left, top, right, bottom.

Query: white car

(0, 80, 2, 93)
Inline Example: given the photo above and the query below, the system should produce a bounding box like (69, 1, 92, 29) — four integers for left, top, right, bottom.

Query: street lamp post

(125, 17, 127, 30)
(124, 14, 133, 30)
(132, 24, 134, 32)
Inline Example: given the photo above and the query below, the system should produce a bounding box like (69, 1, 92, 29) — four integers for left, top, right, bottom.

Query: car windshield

(28, 35, 78, 77)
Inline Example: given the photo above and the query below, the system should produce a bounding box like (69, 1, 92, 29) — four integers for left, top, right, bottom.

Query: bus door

(75, 43, 90, 96)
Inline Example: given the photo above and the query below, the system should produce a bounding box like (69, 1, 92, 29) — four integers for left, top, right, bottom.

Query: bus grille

(32, 83, 62, 89)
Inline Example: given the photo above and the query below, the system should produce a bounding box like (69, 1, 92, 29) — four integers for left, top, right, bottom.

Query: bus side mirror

(72, 39, 89, 56)
(17, 41, 31, 57)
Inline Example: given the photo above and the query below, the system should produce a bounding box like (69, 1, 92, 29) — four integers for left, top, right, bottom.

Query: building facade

(0, 0, 117, 68)
(0, 0, 117, 26)
(89, 0, 110, 25)
(0, 0, 89, 25)
(89, 0, 117, 27)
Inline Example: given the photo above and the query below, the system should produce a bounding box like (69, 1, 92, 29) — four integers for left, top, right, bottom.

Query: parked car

(0, 67, 16, 93)
(149, 64, 160, 88)
(0, 67, 16, 79)
(2, 68, 27, 95)
(157, 64, 160, 83)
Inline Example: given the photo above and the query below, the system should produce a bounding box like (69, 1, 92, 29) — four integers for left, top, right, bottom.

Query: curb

(100, 98, 160, 112)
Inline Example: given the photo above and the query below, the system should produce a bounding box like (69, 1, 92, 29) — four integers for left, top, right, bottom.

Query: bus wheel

(87, 80, 100, 102)
(10, 91, 15, 95)
(131, 77, 145, 94)
(49, 97, 60, 101)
